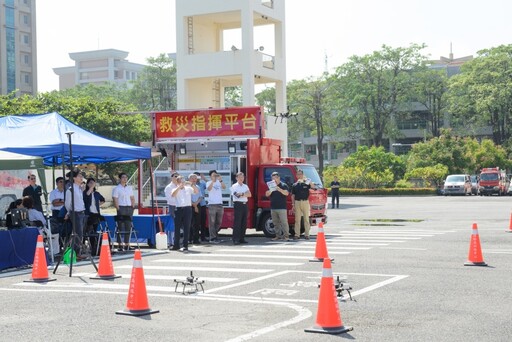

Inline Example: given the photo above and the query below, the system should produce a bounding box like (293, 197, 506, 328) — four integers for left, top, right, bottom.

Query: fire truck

(144, 106, 328, 237)
(478, 167, 509, 196)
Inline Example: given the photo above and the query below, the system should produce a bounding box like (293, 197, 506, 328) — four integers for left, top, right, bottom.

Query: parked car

(507, 183, 512, 196)
(470, 175, 479, 195)
(443, 174, 472, 196)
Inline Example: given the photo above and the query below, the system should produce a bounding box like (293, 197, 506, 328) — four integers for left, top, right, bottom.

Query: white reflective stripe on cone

(133, 260, 143, 268)
(102, 238, 109, 245)
(318, 228, 324, 233)
(322, 267, 333, 277)
(36, 241, 44, 248)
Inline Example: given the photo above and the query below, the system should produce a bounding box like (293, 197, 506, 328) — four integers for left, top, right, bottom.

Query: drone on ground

(173, 271, 205, 295)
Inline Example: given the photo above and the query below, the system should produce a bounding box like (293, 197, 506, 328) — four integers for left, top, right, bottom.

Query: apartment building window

(125, 71, 130, 80)
(132, 72, 136, 80)
(114, 70, 119, 79)
(23, 74, 31, 85)
(23, 54, 30, 65)
(22, 14, 30, 26)
(81, 72, 89, 80)
(23, 34, 30, 45)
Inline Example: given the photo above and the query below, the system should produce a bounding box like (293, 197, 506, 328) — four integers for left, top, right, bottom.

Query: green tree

(404, 164, 449, 188)
(412, 68, 449, 137)
(0, 91, 150, 183)
(406, 129, 471, 174)
(333, 44, 428, 146)
(342, 145, 406, 184)
(287, 76, 337, 176)
(448, 45, 512, 145)
(130, 53, 177, 111)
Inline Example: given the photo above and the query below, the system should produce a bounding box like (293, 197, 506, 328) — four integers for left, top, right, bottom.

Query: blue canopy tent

(0, 112, 150, 164)
(0, 112, 158, 251)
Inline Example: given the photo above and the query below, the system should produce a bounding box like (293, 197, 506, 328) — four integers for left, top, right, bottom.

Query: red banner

(154, 107, 262, 140)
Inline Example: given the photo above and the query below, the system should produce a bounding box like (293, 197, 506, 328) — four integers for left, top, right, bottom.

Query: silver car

(443, 174, 472, 196)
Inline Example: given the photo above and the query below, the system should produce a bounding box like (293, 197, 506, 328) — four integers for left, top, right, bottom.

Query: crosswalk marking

(72, 272, 236, 282)
(116, 265, 273, 273)
(245, 245, 371, 250)
(152, 259, 303, 266)
(217, 248, 351, 255)
(180, 253, 310, 260)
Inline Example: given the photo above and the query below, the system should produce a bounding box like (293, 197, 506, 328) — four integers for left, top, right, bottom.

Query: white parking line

(182, 253, 311, 260)
(379, 247, 427, 251)
(116, 265, 272, 273)
(249, 245, 371, 250)
(218, 248, 351, 255)
(72, 272, 236, 282)
(152, 259, 303, 266)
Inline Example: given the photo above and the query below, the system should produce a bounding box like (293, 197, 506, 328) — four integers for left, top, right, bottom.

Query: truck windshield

(298, 165, 323, 188)
(480, 173, 498, 181)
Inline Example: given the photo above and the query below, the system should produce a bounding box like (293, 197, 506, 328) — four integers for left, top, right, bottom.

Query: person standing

(112, 172, 135, 251)
(231, 172, 251, 245)
(189, 173, 203, 244)
(206, 170, 226, 243)
(171, 175, 198, 252)
(291, 169, 315, 240)
(193, 172, 208, 242)
(265, 171, 290, 241)
(330, 176, 341, 209)
(23, 174, 43, 213)
(164, 172, 180, 247)
(83, 177, 105, 256)
(64, 170, 86, 258)
(49, 177, 65, 218)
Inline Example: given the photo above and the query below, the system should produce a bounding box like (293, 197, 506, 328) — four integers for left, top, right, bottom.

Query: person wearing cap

(231, 172, 252, 245)
(22, 174, 43, 213)
(206, 170, 226, 243)
(291, 169, 315, 240)
(265, 171, 290, 241)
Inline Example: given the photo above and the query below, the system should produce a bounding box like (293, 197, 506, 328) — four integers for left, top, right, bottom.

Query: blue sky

(37, 0, 512, 92)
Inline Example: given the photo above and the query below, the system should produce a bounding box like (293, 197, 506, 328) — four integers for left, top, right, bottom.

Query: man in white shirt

(206, 170, 226, 243)
(112, 172, 135, 251)
(65, 170, 86, 257)
(164, 172, 180, 247)
(170, 175, 198, 252)
(230, 172, 252, 245)
(49, 177, 65, 218)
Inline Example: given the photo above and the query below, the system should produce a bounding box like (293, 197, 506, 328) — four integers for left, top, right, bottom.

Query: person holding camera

(230, 172, 252, 245)
(206, 170, 226, 243)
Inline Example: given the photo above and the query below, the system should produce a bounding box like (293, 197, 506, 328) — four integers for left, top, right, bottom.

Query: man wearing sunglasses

(22, 174, 43, 213)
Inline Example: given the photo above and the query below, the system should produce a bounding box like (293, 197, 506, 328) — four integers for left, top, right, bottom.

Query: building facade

(0, 0, 37, 95)
(175, 0, 288, 150)
(53, 49, 145, 90)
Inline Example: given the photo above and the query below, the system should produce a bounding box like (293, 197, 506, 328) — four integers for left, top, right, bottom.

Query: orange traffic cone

(91, 233, 120, 280)
(507, 212, 512, 233)
(116, 250, 159, 316)
(24, 234, 56, 283)
(305, 258, 353, 334)
(464, 223, 488, 266)
(310, 222, 333, 262)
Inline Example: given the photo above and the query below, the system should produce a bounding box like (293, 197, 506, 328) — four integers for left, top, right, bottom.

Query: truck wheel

(259, 212, 276, 238)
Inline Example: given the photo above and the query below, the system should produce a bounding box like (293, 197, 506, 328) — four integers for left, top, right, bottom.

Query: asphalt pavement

(1, 195, 511, 342)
